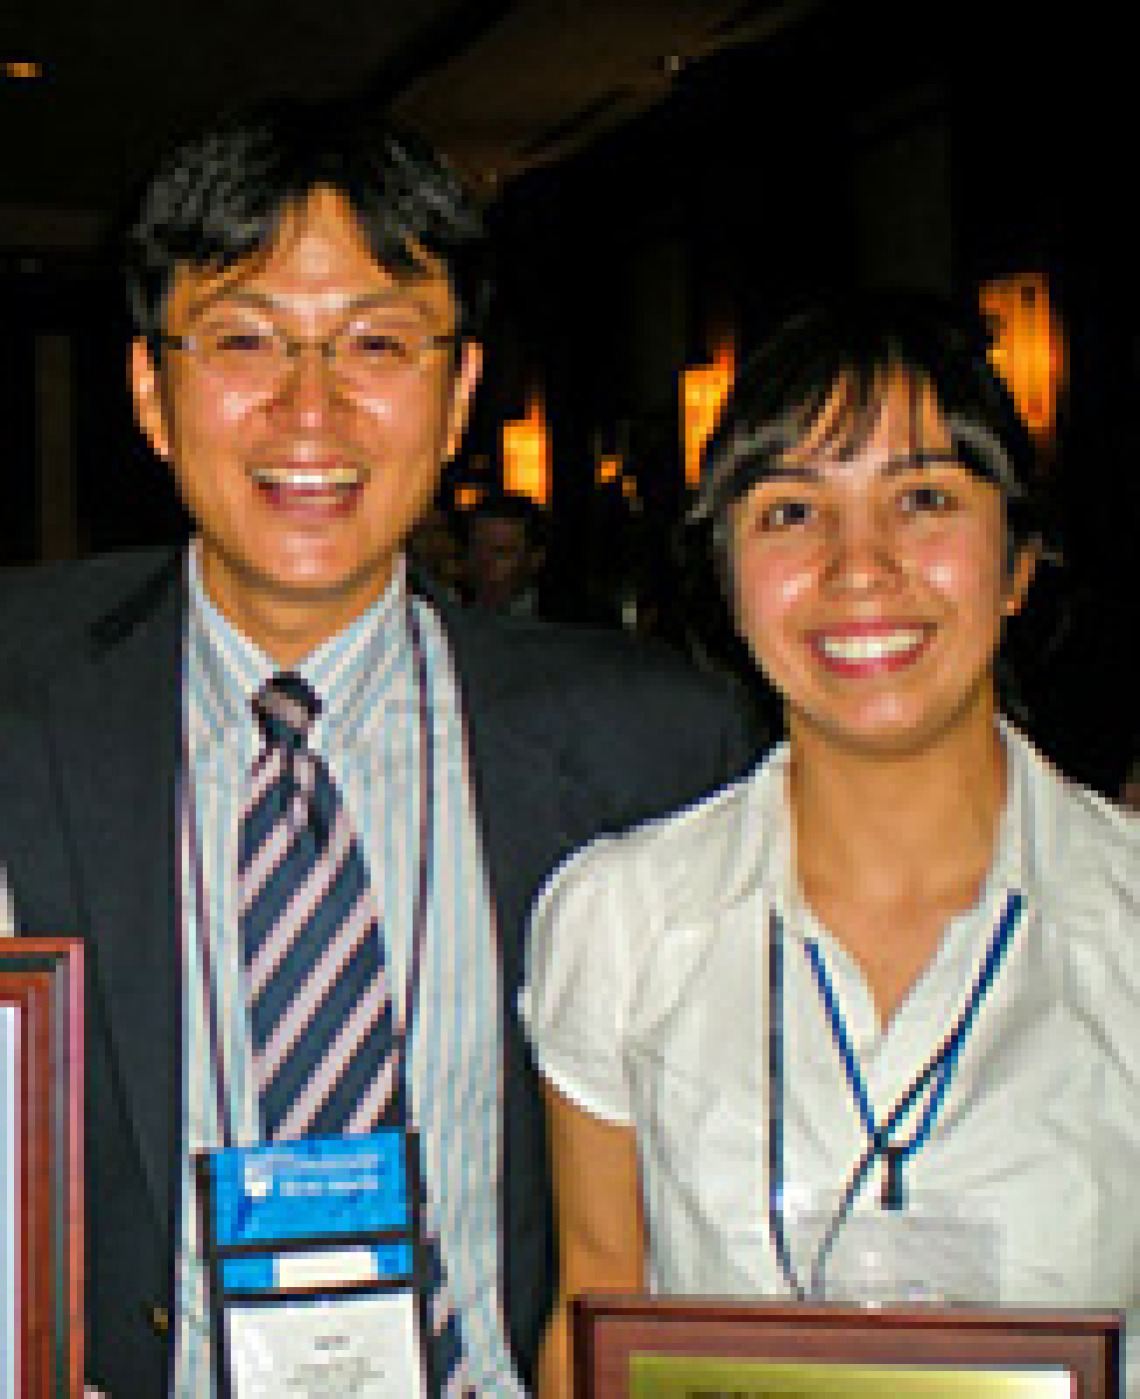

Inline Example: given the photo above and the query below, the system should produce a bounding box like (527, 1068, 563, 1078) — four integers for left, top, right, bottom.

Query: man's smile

(249, 462, 368, 511)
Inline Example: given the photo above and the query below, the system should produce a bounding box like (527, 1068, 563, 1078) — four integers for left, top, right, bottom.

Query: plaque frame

(571, 1295, 1121, 1399)
(0, 938, 84, 1399)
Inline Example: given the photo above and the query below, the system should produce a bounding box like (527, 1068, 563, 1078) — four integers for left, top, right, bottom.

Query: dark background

(1, 2, 1134, 791)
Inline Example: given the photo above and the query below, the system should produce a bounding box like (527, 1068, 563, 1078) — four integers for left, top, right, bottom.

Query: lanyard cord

(397, 598, 434, 1050)
(766, 917, 800, 1297)
(180, 744, 232, 1146)
(766, 889, 1024, 1299)
(180, 592, 434, 1151)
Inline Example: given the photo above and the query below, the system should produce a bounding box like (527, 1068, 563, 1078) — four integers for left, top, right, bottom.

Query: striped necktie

(239, 672, 395, 1140)
(238, 672, 470, 1394)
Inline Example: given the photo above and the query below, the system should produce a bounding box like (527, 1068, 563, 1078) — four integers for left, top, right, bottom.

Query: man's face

(467, 513, 537, 608)
(131, 186, 481, 660)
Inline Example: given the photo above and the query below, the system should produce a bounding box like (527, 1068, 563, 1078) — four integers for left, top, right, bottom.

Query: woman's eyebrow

(881, 450, 962, 475)
(765, 451, 960, 480)
(760, 462, 825, 483)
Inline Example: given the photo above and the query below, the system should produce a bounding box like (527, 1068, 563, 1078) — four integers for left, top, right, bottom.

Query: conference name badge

(196, 1129, 431, 1398)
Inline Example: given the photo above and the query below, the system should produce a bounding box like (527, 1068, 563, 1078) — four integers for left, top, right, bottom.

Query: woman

(521, 294, 1140, 1398)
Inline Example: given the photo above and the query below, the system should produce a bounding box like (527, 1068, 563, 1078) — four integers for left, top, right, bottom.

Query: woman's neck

(786, 701, 1008, 1022)
(790, 705, 1007, 908)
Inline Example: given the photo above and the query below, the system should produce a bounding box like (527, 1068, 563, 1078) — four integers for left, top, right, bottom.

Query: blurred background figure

(464, 487, 549, 616)
(408, 498, 468, 602)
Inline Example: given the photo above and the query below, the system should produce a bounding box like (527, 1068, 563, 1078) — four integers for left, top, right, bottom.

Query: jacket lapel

(434, 601, 577, 1004)
(44, 550, 185, 1233)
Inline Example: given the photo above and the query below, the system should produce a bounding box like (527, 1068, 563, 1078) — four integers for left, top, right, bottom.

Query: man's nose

(271, 342, 339, 422)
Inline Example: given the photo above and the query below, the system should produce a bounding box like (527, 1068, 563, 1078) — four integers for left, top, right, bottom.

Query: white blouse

(521, 726, 1140, 1389)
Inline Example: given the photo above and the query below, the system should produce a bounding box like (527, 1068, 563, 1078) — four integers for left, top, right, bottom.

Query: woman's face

(729, 371, 1036, 759)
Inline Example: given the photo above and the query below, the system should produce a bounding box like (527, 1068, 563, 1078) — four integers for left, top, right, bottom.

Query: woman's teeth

(815, 629, 927, 663)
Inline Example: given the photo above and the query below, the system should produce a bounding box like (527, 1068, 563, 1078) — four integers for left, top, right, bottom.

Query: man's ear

(442, 339, 483, 463)
(130, 338, 172, 461)
(1003, 539, 1040, 619)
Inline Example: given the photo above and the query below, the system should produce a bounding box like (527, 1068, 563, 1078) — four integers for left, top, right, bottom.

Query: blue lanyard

(766, 889, 1024, 1299)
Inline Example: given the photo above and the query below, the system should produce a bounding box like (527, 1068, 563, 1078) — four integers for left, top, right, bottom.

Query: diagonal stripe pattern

(239, 672, 470, 1394)
(240, 673, 393, 1140)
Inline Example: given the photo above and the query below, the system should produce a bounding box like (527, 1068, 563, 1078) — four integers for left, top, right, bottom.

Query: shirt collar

(186, 542, 413, 754)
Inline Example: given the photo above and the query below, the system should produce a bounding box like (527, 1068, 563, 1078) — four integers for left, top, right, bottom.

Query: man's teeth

(252, 467, 362, 489)
(817, 630, 927, 662)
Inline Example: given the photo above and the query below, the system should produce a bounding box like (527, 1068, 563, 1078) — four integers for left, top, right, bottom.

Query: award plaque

(0, 939, 84, 1399)
(198, 1127, 433, 1398)
(571, 1296, 1121, 1399)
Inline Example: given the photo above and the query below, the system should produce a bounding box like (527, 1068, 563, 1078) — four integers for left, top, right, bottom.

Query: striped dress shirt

(174, 549, 523, 1396)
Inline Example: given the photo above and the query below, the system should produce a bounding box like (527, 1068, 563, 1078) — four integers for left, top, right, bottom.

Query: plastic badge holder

(197, 1129, 430, 1398)
(791, 1193, 1001, 1308)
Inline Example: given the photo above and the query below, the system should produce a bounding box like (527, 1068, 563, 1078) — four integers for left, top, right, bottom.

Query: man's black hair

(695, 290, 1051, 586)
(122, 97, 491, 355)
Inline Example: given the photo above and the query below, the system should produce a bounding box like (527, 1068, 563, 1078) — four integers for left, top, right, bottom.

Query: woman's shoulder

(525, 753, 784, 1049)
(537, 747, 785, 934)
(1003, 729, 1140, 1064)
(1011, 725, 1140, 927)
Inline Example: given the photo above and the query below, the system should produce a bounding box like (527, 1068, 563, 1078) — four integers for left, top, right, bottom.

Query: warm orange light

(596, 454, 622, 485)
(3, 60, 41, 80)
(682, 343, 735, 488)
(454, 483, 485, 512)
(502, 397, 551, 506)
(979, 273, 1067, 440)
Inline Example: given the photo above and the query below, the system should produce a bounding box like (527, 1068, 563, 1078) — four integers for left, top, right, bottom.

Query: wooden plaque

(572, 1295, 1121, 1399)
(0, 939, 84, 1399)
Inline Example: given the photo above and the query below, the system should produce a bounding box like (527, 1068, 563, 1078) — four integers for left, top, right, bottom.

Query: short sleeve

(519, 837, 637, 1126)
(0, 867, 15, 934)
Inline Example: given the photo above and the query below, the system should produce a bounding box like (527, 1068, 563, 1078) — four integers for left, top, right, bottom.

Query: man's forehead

(166, 261, 453, 329)
(162, 187, 456, 327)
(178, 279, 448, 325)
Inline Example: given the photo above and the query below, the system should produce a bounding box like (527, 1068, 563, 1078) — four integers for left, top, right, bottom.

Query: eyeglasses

(159, 316, 459, 396)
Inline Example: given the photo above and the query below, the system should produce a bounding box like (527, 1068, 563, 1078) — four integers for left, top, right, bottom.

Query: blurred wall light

(681, 341, 735, 489)
(596, 453, 623, 485)
(979, 273, 1067, 442)
(454, 483, 485, 512)
(502, 396, 551, 506)
(4, 60, 42, 79)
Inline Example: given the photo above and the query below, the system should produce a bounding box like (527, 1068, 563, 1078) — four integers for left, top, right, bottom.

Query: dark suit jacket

(0, 545, 762, 1395)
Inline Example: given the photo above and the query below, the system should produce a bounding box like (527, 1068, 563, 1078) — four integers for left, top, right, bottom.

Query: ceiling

(0, 0, 819, 255)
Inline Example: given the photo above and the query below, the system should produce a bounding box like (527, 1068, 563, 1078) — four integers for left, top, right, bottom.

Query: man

(0, 101, 760, 1395)
(464, 488, 548, 617)
(409, 498, 468, 603)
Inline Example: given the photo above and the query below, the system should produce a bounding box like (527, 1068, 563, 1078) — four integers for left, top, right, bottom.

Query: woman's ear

(130, 338, 172, 461)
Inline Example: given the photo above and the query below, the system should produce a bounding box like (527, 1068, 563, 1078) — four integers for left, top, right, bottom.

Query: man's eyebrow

(187, 287, 434, 321)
